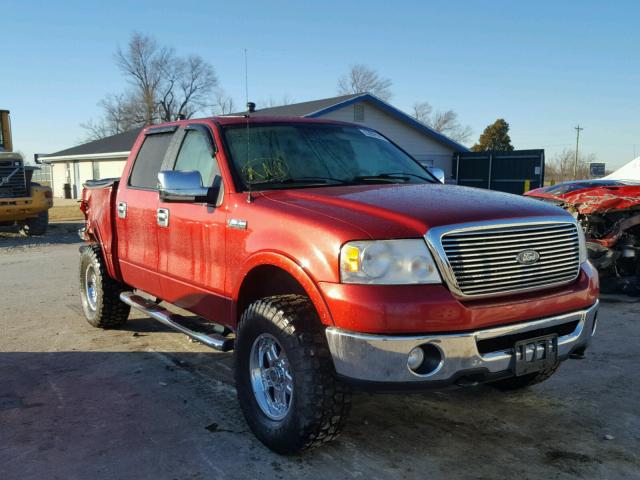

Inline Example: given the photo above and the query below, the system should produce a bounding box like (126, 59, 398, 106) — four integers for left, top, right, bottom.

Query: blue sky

(3, 0, 639, 169)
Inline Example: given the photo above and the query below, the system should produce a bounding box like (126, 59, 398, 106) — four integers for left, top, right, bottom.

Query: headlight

(576, 222, 588, 264)
(340, 239, 442, 284)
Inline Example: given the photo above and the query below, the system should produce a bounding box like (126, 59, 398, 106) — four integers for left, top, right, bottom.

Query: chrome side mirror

(158, 170, 210, 203)
(428, 167, 446, 184)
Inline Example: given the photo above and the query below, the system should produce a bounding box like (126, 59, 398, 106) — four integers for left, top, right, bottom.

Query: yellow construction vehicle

(0, 110, 53, 235)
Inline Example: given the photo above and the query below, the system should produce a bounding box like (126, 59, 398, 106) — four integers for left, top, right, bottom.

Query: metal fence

(452, 150, 545, 194)
(31, 163, 53, 187)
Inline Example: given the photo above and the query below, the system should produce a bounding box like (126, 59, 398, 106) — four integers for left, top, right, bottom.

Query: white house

(43, 128, 141, 198)
(43, 94, 467, 198)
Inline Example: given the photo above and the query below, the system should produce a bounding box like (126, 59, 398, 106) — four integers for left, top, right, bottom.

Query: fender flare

(85, 224, 123, 282)
(232, 251, 334, 326)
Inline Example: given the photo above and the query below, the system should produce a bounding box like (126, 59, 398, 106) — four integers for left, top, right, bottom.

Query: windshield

(222, 123, 436, 190)
(542, 179, 640, 195)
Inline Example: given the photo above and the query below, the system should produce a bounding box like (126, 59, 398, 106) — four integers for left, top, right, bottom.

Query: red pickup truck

(79, 115, 599, 453)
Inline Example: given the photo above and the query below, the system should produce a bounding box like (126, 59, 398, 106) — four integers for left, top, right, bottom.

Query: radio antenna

(244, 48, 249, 108)
(244, 48, 253, 203)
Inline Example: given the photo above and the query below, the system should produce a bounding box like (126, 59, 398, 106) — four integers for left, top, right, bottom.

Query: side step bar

(120, 292, 234, 352)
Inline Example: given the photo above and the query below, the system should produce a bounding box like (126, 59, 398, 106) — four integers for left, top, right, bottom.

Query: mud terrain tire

(79, 245, 130, 328)
(235, 294, 351, 454)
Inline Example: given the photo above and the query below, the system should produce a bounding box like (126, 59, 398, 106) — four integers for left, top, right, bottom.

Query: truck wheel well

(236, 266, 307, 322)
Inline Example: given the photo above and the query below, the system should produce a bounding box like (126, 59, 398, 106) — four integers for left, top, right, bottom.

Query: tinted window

(129, 132, 174, 189)
(174, 130, 218, 186)
(222, 124, 432, 190)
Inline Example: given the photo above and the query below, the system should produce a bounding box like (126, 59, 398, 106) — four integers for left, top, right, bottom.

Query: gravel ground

(1, 224, 639, 480)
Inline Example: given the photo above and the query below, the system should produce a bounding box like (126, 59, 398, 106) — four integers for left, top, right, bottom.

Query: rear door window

(129, 132, 174, 189)
(173, 129, 219, 186)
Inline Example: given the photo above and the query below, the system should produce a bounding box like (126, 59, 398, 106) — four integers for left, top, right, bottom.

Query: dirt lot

(1, 223, 639, 480)
(49, 199, 84, 222)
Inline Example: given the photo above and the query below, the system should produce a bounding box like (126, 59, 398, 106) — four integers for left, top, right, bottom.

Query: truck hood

(262, 183, 569, 238)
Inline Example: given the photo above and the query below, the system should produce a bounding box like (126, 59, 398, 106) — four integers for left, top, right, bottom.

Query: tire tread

(79, 245, 130, 328)
(235, 294, 351, 453)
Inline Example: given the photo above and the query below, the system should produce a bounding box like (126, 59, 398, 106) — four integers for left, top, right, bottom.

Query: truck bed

(81, 179, 122, 281)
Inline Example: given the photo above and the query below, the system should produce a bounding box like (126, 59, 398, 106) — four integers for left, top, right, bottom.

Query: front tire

(79, 245, 130, 328)
(235, 295, 351, 454)
(19, 210, 48, 236)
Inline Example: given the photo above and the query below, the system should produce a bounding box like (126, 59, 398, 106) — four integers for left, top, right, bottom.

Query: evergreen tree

(471, 118, 514, 151)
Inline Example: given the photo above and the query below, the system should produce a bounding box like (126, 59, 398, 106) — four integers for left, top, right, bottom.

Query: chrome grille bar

(457, 265, 578, 284)
(449, 250, 578, 265)
(443, 236, 578, 254)
(455, 260, 579, 280)
(442, 231, 577, 247)
(425, 217, 582, 298)
(461, 274, 579, 295)
(445, 223, 576, 237)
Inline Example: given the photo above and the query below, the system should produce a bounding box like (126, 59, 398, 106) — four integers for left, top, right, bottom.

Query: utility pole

(573, 125, 584, 179)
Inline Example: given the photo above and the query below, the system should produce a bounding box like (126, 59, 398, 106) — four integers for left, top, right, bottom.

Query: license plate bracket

(514, 334, 558, 376)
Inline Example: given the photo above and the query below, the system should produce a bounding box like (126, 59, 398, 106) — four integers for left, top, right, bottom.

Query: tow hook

(455, 376, 481, 388)
(569, 347, 587, 360)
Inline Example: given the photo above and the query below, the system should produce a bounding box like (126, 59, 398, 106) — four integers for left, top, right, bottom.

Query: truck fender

(232, 251, 334, 327)
(84, 227, 122, 282)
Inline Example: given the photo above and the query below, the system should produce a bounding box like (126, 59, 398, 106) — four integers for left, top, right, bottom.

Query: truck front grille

(0, 159, 27, 198)
(430, 221, 581, 298)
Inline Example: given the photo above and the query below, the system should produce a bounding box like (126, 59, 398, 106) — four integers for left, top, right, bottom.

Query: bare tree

(412, 101, 433, 123)
(259, 94, 296, 109)
(114, 33, 171, 125)
(80, 93, 145, 140)
(83, 33, 218, 140)
(337, 64, 392, 101)
(80, 119, 111, 142)
(158, 55, 218, 121)
(411, 101, 472, 143)
(546, 149, 595, 183)
(212, 90, 236, 115)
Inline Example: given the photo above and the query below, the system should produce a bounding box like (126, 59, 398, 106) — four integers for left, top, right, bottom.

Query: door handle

(117, 202, 127, 219)
(157, 208, 169, 227)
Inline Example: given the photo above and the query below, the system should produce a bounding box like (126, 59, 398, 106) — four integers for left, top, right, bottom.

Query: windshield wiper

(247, 176, 350, 189)
(352, 172, 433, 183)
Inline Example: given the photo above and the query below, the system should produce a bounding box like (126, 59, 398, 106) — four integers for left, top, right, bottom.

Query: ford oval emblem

(516, 249, 540, 265)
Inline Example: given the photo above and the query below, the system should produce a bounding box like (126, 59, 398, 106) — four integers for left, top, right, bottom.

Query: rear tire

(235, 295, 351, 454)
(79, 245, 130, 328)
(19, 210, 48, 236)
(488, 363, 560, 391)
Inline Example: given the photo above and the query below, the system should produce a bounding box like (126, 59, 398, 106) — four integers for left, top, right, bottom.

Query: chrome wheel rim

(249, 333, 293, 420)
(85, 264, 98, 311)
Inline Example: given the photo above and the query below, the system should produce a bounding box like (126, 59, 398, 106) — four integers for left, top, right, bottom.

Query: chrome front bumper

(325, 301, 599, 384)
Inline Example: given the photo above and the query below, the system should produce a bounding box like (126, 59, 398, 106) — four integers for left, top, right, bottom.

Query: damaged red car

(526, 179, 640, 295)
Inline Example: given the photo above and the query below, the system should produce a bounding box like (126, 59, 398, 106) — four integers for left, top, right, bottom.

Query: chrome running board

(120, 292, 234, 352)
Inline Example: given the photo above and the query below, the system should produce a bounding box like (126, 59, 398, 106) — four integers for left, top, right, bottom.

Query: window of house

(353, 104, 365, 122)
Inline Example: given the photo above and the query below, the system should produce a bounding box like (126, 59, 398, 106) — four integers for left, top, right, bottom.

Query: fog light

(408, 344, 443, 375)
(407, 347, 425, 371)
